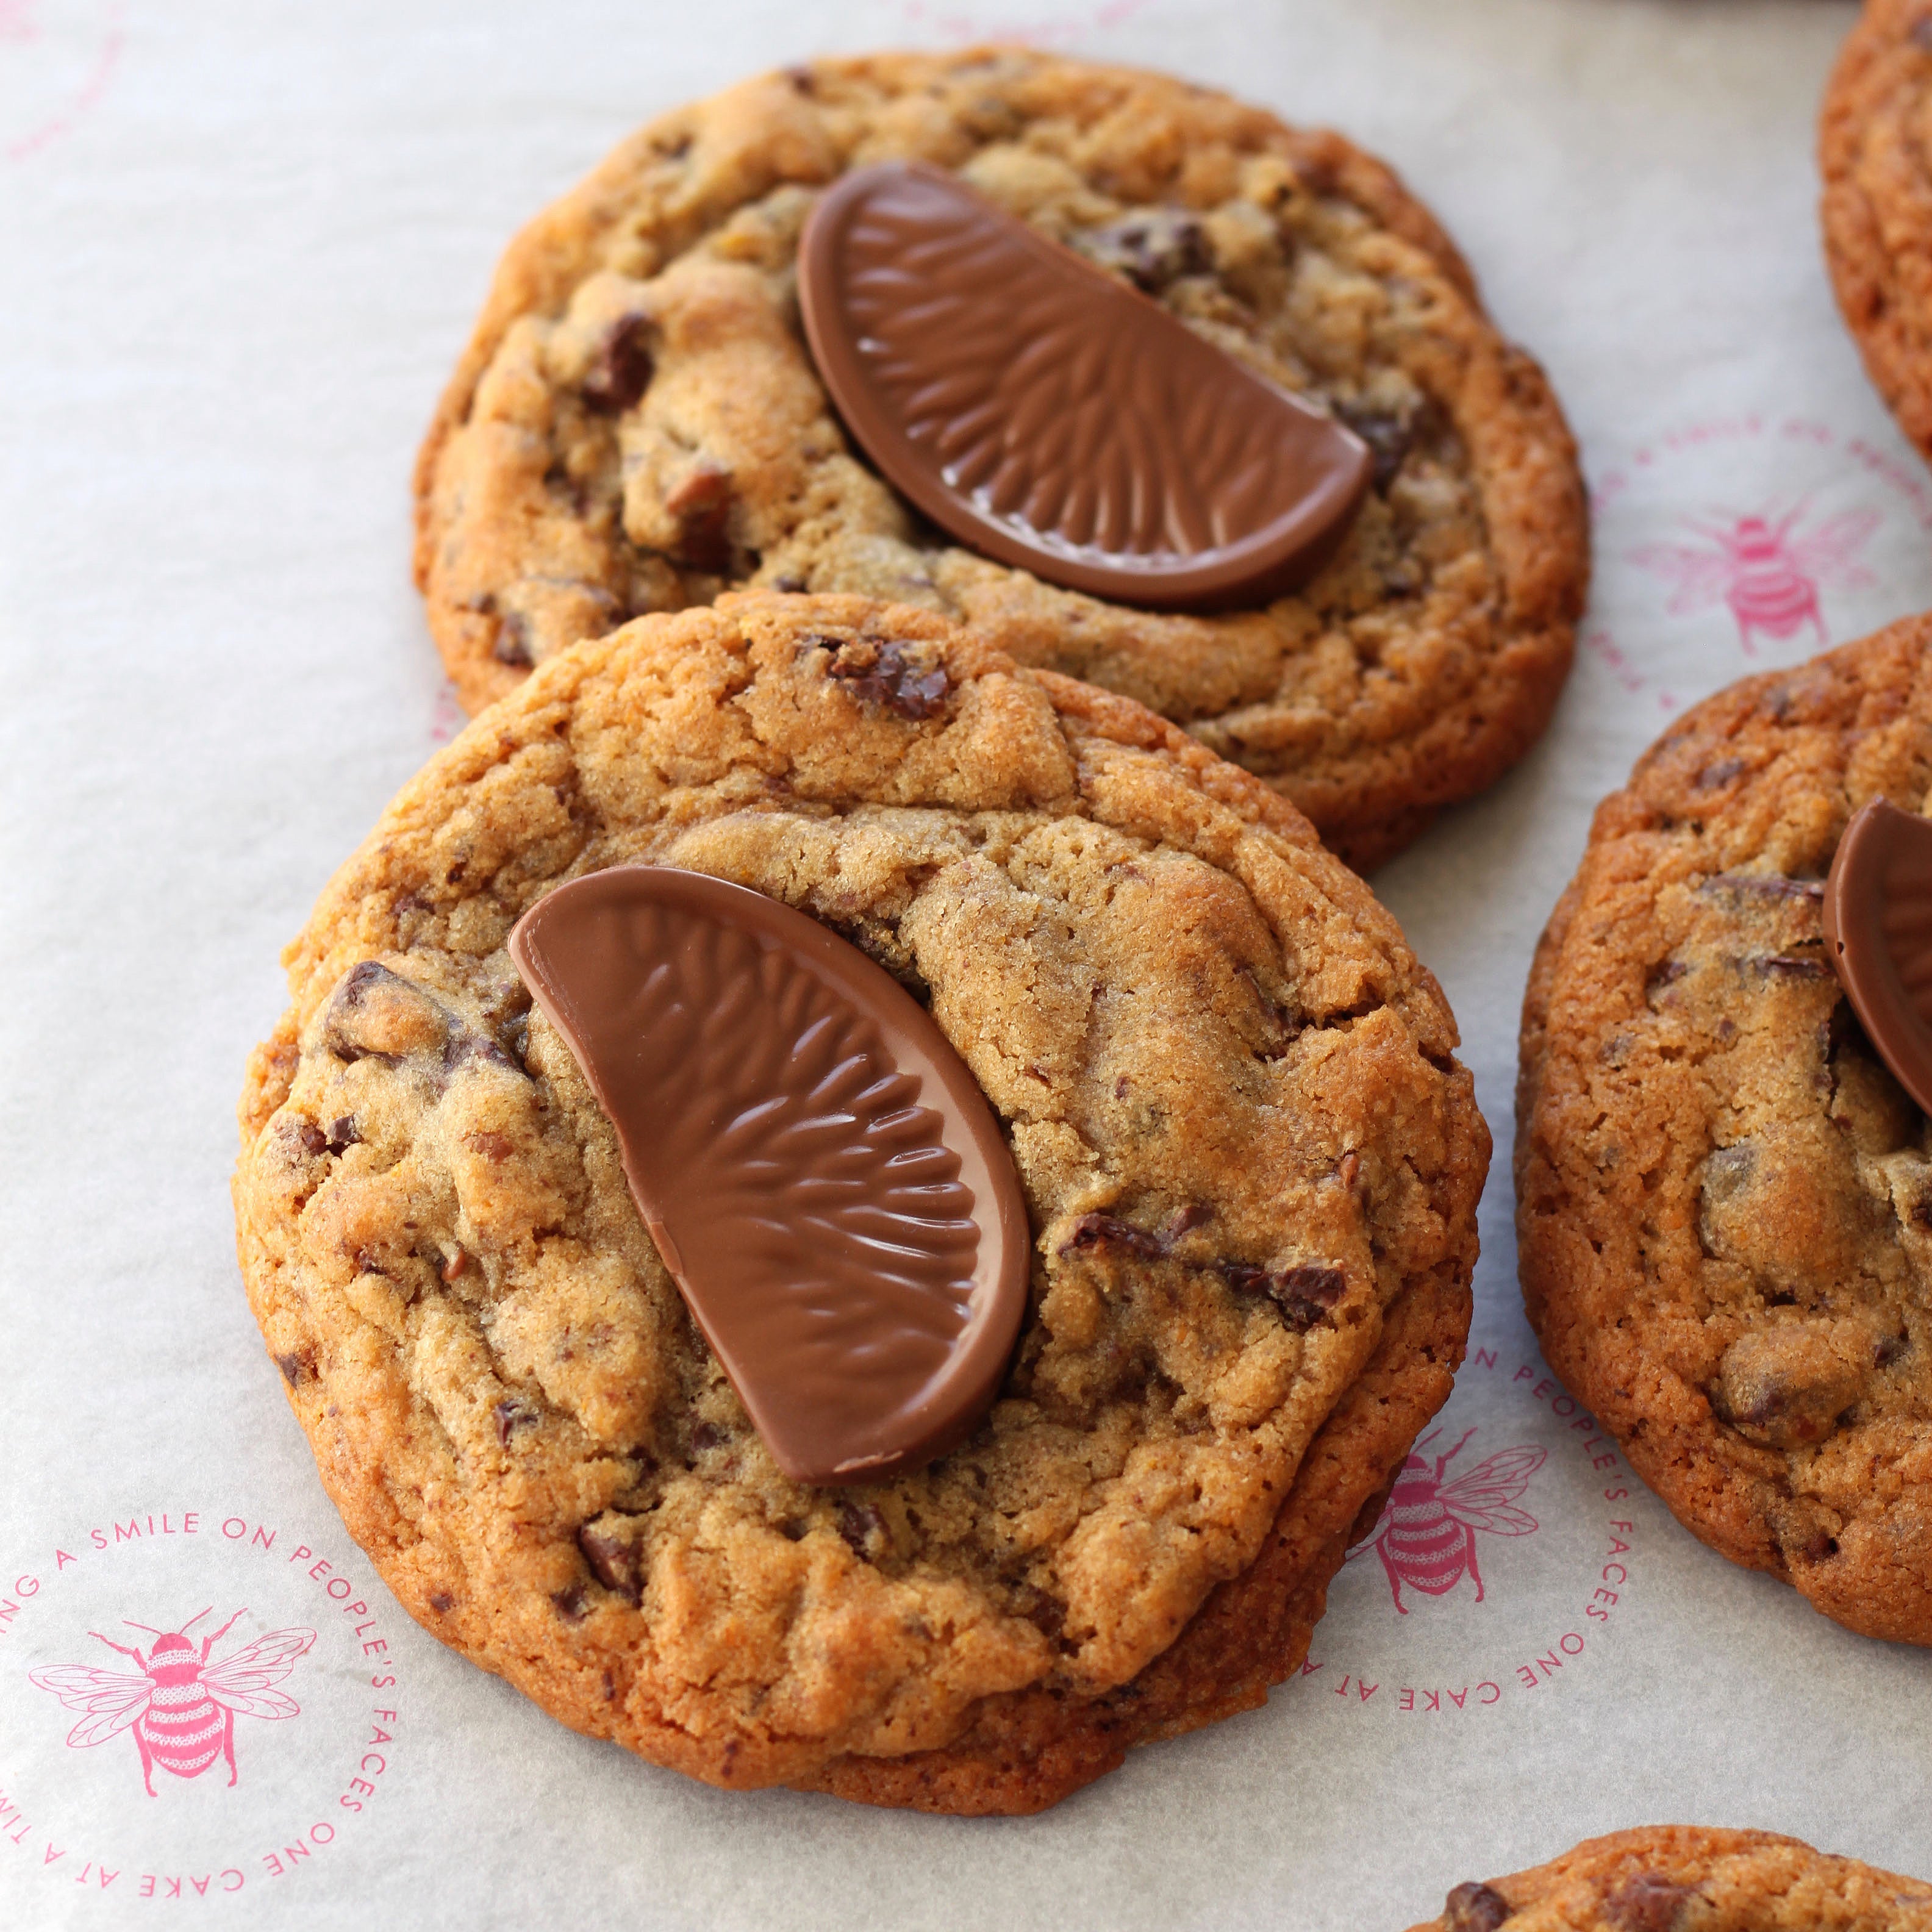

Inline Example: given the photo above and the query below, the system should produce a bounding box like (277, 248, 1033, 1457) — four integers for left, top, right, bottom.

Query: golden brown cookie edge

(1820, 1, 1932, 462)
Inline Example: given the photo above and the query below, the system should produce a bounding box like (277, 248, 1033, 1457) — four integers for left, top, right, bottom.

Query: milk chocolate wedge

(507, 865, 1030, 1484)
(797, 162, 1373, 610)
(1825, 796, 1932, 1115)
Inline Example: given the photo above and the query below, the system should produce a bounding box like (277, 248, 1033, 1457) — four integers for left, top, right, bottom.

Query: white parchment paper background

(4, 1, 1928, 1925)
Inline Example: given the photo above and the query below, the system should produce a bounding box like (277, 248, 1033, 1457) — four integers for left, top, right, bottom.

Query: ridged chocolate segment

(1824, 797, 1932, 1114)
(507, 867, 1029, 1485)
(798, 162, 1372, 610)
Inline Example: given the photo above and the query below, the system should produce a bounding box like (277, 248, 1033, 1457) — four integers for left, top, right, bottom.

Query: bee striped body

(1378, 1472, 1487, 1602)
(137, 1651, 232, 1780)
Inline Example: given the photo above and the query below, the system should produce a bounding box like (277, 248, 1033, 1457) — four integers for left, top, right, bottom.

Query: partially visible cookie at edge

(1408, 1826, 1932, 1931)
(1822, 1, 1932, 461)
(234, 590, 1488, 1811)
(413, 48, 1587, 870)
(1517, 620, 1932, 1645)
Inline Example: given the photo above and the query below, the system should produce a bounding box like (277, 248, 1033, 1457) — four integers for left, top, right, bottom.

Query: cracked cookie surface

(413, 48, 1587, 870)
(1408, 1827, 1932, 1932)
(1517, 620, 1932, 1645)
(234, 591, 1486, 1810)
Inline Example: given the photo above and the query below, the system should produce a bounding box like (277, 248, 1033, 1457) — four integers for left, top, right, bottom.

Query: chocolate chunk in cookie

(1442, 1881, 1514, 1931)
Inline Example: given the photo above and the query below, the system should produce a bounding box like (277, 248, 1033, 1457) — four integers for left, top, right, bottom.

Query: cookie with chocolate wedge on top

(234, 591, 1487, 1812)
(1517, 618, 1932, 1646)
(413, 47, 1587, 870)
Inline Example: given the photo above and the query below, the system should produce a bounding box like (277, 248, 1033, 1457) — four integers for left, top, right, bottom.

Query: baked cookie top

(413, 48, 1587, 868)
(1517, 621, 1932, 1645)
(1822, 1, 1932, 460)
(1409, 1827, 1932, 1932)
(232, 592, 1486, 1794)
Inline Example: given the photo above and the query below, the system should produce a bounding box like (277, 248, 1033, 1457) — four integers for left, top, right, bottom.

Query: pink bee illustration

(29, 1609, 315, 1795)
(1630, 503, 1879, 653)
(1356, 1428, 1545, 1614)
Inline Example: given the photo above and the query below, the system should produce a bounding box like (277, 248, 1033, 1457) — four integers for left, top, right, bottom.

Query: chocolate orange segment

(1825, 797, 1932, 1115)
(507, 867, 1029, 1486)
(797, 162, 1372, 610)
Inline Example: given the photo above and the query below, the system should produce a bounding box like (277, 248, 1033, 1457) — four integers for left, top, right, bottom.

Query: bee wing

(1437, 1446, 1547, 1536)
(1443, 1497, 1540, 1536)
(1786, 507, 1881, 585)
(27, 1665, 151, 1746)
(199, 1628, 317, 1719)
(1626, 543, 1733, 613)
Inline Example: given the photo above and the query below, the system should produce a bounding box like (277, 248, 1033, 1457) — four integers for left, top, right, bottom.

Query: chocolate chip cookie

(413, 49, 1587, 870)
(232, 590, 1487, 1811)
(1411, 1827, 1932, 1932)
(1517, 620, 1932, 1645)
(1822, 2, 1932, 461)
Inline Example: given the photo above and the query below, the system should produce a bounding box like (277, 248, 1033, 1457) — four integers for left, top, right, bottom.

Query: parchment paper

(4, 2, 1927, 1925)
